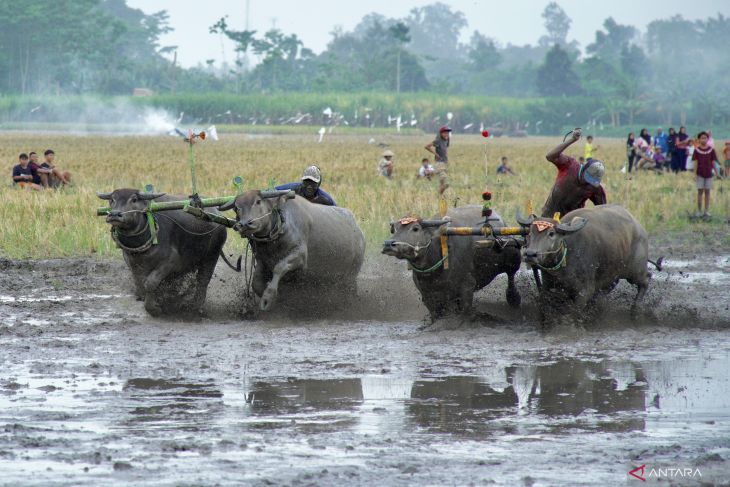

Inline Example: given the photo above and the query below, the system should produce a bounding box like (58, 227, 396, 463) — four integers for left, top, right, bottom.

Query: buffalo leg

(260, 247, 306, 311)
(193, 253, 219, 314)
(506, 271, 521, 308)
(143, 249, 181, 316)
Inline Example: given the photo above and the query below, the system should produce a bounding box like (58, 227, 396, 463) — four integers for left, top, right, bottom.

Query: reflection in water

(115, 356, 730, 439)
(121, 378, 224, 430)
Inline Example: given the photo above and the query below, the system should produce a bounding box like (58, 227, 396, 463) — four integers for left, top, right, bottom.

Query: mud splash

(0, 250, 728, 485)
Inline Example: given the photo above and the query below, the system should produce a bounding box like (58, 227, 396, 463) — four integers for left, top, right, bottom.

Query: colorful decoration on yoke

(482, 191, 492, 217)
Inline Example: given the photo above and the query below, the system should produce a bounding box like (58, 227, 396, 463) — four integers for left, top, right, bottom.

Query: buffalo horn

(138, 192, 166, 201)
(218, 198, 236, 212)
(260, 189, 295, 199)
(420, 219, 449, 227)
(516, 210, 535, 227)
(96, 192, 113, 200)
(555, 216, 588, 234)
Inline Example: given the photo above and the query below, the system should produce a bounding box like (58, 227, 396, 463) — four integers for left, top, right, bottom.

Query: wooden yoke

(439, 196, 449, 269)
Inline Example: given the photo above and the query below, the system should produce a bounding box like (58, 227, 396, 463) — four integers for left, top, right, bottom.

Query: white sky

(127, 0, 730, 67)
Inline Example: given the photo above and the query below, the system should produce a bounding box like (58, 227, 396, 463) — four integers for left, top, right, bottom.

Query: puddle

(2, 355, 729, 485)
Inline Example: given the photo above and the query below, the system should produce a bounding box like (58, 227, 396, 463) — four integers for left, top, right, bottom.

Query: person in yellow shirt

(584, 135, 599, 161)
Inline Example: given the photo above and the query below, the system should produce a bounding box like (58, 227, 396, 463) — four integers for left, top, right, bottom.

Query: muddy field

(1, 241, 729, 486)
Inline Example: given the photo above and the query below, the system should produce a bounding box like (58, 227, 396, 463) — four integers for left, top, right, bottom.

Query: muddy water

(1, 254, 729, 486)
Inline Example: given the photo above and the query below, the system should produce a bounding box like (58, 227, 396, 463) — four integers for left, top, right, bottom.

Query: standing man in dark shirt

(542, 127, 607, 217)
(425, 125, 451, 194)
(12, 153, 42, 190)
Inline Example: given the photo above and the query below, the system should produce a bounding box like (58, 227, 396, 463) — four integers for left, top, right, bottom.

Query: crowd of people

(11, 149, 72, 191)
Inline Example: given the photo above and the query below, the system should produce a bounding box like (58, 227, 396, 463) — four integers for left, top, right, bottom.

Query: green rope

(537, 244, 567, 271)
(410, 254, 448, 274)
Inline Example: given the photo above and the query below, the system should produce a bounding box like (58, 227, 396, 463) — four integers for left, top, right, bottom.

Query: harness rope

(111, 217, 157, 253)
(245, 208, 285, 242)
(534, 241, 568, 271)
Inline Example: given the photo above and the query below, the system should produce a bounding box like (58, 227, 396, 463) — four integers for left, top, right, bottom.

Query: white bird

(463, 123, 473, 130)
(479, 122, 484, 132)
(396, 115, 402, 132)
(318, 127, 326, 143)
(176, 112, 184, 123)
(323, 107, 333, 117)
(368, 138, 376, 144)
(446, 112, 453, 121)
(30, 105, 41, 113)
(410, 119, 417, 126)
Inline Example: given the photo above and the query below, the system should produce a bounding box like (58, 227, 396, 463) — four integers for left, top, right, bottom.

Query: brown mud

(1, 236, 729, 486)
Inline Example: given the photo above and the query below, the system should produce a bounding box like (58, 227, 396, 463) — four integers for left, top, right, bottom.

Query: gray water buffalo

(220, 189, 365, 311)
(520, 204, 661, 324)
(382, 205, 521, 321)
(98, 189, 227, 317)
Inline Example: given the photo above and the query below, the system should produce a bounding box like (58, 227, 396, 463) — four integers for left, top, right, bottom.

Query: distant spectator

(638, 146, 665, 172)
(378, 149, 394, 179)
(685, 139, 695, 171)
(654, 127, 668, 156)
(40, 149, 72, 187)
(583, 135, 598, 161)
(417, 158, 435, 180)
(496, 156, 516, 175)
(625, 132, 638, 173)
(578, 156, 585, 164)
(12, 153, 42, 190)
(723, 141, 730, 177)
(639, 128, 652, 147)
(425, 125, 451, 194)
(692, 131, 720, 218)
(667, 128, 677, 172)
(675, 126, 690, 171)
(706, 130, 714, 149)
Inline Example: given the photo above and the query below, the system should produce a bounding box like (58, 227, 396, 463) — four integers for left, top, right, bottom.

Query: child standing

(692, 131, 720, 218)
(723, 141, 730, 177)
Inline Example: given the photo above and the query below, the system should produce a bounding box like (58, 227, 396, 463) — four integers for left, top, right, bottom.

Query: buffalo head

(522, 216, 587, 268)
(97, 189, 165, 231)
(219, 189, 292, 239)
(382, 216, 448, 261)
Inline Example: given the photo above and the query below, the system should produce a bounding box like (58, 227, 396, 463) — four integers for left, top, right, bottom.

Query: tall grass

(0, 133, 727, 260)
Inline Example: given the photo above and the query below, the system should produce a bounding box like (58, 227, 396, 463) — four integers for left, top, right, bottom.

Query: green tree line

(1, 1, 729, 130)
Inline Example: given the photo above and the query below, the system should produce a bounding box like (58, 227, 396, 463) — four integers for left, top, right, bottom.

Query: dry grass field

(1, 131, 727, 259)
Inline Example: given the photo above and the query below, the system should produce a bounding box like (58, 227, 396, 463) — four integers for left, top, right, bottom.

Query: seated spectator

(417, 158, 435, 180)
(496, 156, 516, 175)
(12, 153, 42, 190)
(723, 141, 730, 177)
(378, 150, 394, 178)
(37, 149, 71, 187)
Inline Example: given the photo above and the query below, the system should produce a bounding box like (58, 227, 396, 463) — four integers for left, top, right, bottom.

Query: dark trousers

(671, 151, 684, 172)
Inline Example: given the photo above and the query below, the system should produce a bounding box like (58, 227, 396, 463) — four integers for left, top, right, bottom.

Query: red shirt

(692, 146, 717, 179)
(541, 154, 607, 217)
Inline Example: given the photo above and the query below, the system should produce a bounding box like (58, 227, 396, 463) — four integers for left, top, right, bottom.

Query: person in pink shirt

(692, 131, 721, 218)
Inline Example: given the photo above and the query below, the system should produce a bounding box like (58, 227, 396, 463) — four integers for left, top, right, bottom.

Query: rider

(542, 127, 606, 217)
(276, 165, 336, 206)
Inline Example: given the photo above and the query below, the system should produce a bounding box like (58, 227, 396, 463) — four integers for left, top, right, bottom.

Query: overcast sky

(127, 0, 730, 67)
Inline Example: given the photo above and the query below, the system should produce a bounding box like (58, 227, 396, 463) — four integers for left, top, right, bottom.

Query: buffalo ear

(97, 192, 113, 200)
(138, 192, 166, 201)
(555, 216, 587, 234)
(516, 210, 535, 227)
(389, 222, 395, 234)
(218, 198, 236, 212)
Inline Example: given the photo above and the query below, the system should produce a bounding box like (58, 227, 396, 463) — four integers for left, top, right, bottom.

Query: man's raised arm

(546, 127, 582, 163)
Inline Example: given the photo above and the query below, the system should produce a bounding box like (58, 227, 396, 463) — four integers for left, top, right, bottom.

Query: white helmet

(302, 165, 321, 183)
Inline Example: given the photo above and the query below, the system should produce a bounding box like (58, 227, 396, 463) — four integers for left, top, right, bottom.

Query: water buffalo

(220, 189, 365, 311)
(98, 189, 227, 317)
(382, 205, 521, 321)
(520, 204, 660, 324)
